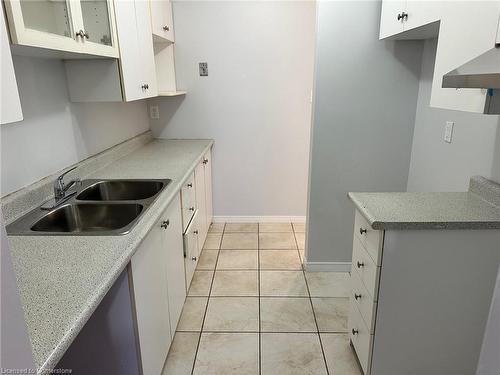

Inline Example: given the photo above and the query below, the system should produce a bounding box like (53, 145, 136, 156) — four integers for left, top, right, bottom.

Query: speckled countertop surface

(6, 138, 213, 374)
(348, 177, 500, 230)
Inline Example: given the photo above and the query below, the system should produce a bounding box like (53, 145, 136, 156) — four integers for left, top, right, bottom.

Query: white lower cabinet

(130, 193, 185, 375)
(195, 159, 208, 251)
(348, 209, 500, 375)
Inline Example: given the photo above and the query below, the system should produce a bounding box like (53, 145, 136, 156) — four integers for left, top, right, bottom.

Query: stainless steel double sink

(7, 179, 171, 236)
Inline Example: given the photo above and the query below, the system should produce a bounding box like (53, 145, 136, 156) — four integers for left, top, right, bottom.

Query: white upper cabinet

(150, 0, 175, 43)
(379, 0, 406, 39)
(114, 0, 158, 101)
(379, 0, 440, 40)
(1, 9, 23, 125)
(379, 0, 500, 113)
(3, 0, 118, 58)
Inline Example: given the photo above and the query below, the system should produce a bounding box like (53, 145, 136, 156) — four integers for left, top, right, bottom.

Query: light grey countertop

(6, 138, 213, 374)
(348, 177, 500, 230)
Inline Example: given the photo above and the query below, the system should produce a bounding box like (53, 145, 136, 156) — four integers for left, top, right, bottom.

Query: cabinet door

(184, 211, 200, 290)
(379, 0, 406, 39)
(135, 0, 158, 97)
(404, 0, 440, 32)
(1, 10, 22, 124)
(195, 159, 208, 251)
(163, 194, 186, 337)
(130, 219, 171, 375)
(73, 0, 118, 57)
(4, 0, 81, 53)
(114, 0, 157, 101)
(150, 0, 175, 43)
(203, 150, 213, 230)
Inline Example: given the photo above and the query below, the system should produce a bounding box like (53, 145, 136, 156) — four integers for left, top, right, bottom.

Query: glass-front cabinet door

(3, 0, 118, 58)
(73, 0, 118, 56)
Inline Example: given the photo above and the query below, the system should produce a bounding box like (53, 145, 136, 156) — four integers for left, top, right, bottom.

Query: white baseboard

(304, 261, 351, 272)
(213, 216, 306, 223)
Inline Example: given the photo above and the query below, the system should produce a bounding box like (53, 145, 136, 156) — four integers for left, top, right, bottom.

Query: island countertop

(348, 176, 500, 230)
(4, 136, 213, 374)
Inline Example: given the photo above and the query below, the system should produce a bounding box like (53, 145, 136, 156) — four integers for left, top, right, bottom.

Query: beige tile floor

(163, 223, 361, 375)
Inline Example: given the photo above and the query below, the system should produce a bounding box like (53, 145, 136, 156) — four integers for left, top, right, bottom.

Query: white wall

(149, 0, 316, 218)
(407, 38, 500, 192)
(0, 56, 150, 196)
(306, 0, 423, 265)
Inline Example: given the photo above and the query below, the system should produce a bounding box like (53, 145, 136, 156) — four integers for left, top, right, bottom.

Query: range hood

(442, 46, 500, 89)
(441, 17, 500, 114)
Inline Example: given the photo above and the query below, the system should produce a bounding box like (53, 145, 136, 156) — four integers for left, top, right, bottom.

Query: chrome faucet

(41, 166, 82, 210)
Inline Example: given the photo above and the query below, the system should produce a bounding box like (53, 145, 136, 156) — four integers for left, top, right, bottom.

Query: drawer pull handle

(352, 328, 359, 335)
(187, 183, 193, 188)
(160, 220, 170, 229)
(359, 228, 367, 235)
(189, 207, 195, 211)
(354, 293, 362, 300)
(357, 261, 364, 268)
(193, 230, 199, 235)
(192, 256, 197, 261)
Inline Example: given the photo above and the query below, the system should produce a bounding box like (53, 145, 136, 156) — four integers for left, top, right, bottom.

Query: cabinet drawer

(352, 236, 380, 300)
(351, 269, 377, 333)
(354, 210, 383, 265)
(348, 302, 373, 375)
(181, 173, 196, 232)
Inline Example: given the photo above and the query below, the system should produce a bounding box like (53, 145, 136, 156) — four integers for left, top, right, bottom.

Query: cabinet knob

(163, 25, 170, 31)
(187, 183, 193, 188)
(357, 261, 364, 268)
(359, 228, 367, 235)
(203, 158, 208, 165)
(193, 230, 199, 234)
(192, 256, 197, 261)
(141, 84, 149, 90)
(352, 328, 359, 335)
(354, 293, 362, 300)
(397, 12, 408, 21)
(76, 30, 89, 39)
(161, 219, 170, 229)
(189, 207, 195, 211)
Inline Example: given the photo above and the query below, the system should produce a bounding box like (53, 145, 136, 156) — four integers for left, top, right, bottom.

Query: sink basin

(6, 178, 171, 236)
(77, 179, 169, 201)
(30, 203, 143, 234)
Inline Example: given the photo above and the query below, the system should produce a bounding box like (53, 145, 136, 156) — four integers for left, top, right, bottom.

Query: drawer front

(181, 173, 196, 232)
(351, 269, 377, 333)
(348, 302, 373, 375)
(352, 236, 380, 300)
(354, 210, 383, 265)
(183, 212, 199, 290)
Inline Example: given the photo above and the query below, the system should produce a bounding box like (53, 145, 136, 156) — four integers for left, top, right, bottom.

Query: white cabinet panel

(150, 0, 174, 43)
(163, 194, 186, 337)
(203, 150, 213, 228)
(130, 217, 171, 375)
(195, 159, 208, 251)
(1, 10, 23, 124)
(113, 0, 157, 101)
(379, 0, 405, 39)
(184, 211, 200, 290)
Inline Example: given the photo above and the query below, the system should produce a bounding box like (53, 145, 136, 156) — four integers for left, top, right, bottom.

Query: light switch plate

(444, 121, 454, 143)
(149, 105, 159, 120)
(199, 62, 208, 76)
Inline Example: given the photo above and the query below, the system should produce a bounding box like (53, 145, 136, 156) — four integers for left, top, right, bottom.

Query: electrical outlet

(444, 121, 454, 143)
(149, 105, 160, 120)
(199, 62, 208, 76)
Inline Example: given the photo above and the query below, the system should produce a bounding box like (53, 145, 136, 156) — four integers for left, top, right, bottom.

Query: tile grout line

(294, 225, 331, 375)
(189, 222, 226, 375)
